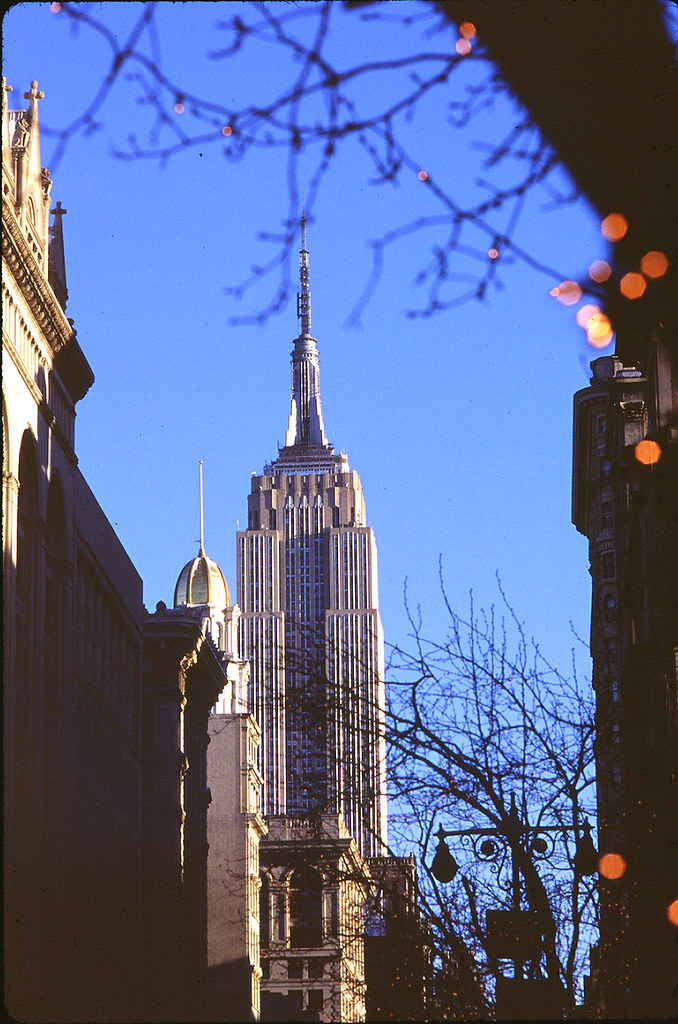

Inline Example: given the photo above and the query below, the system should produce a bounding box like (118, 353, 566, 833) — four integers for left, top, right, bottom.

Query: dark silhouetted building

(573, 341, 678, 1018)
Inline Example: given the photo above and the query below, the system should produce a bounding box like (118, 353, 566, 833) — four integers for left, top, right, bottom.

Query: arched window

(259, 873, 270, 949)
(289, 867, 323, 948)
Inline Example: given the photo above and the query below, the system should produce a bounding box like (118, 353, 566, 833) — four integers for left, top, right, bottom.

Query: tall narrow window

(290, 868, 323, 948)
(259, 873, 270, 948)
(601, 552, 616, 580)
(604, 593, 616, 623)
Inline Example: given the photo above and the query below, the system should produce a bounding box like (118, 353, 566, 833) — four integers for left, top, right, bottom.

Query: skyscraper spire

(280, 208, 331, 454)
(297, 197, 311, 337)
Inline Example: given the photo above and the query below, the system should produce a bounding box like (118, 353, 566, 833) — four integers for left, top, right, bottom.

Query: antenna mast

(199, 460, 205, 555)
(297, 195, 311, 336)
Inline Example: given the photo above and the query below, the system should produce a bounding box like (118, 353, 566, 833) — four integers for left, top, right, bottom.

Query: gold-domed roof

(173, 548, 230, 609)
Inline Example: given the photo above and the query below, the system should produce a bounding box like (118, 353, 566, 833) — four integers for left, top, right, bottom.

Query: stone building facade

(3, 78, 145, 1021)
(259, 815, 371, 1023)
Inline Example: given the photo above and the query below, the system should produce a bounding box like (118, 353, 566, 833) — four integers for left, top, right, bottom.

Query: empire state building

(237, 218, 387, 858)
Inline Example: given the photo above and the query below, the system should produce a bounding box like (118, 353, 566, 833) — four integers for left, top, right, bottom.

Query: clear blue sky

(4, 1, 610, 673)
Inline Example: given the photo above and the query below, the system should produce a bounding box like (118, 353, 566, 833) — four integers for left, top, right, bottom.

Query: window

(287, 958, 304, 979)
(604, 594, 616, 623)
(259, 874, 270, 948)
(601, 500, 614, 530)
(600, 456, 611, 479)
(308, 958, 325, 979)
(308, 991, 324, 1013)
(602, 552, 616, 579)
(610, 679, 620, 702)
(261, 958, 270, 980)
(606, 636, 618, 666)
(332, 506, 340, 527)
(290, 868, 323, 948)
(596, 414, 607, 436)
(329, 890, 339, 938)
(287, 991, 304, 1014)
(277, 892, 287, 941)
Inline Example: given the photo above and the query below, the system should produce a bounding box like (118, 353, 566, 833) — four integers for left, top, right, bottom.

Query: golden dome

(173, 549, 230, 609)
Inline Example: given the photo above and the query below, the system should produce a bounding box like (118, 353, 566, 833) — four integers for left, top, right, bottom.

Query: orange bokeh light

(576, 303, 601, 327)
(589, 260, 611, 283)
(488, 248, 499, 260)
(459, 21, 477, 39)
(417, 170, 429, 181)
(221, 125, 233, 137)
(634, 439, 662, 465)
(455, 38, 472, 56)
(620, 272, 646, 299)
(586, 313, 614, 349)
(550, 280, 582, 306)
(668, 900, 678, 927)
(640, 250, 669, 278)
(601, 213, 628, 242)
(599, 853, 626, 880)
(575, 304, 613, 347)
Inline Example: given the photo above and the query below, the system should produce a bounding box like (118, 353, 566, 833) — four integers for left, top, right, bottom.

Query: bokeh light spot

(550, 280, 582, 306)
(586, 313, 614, 349)
(455, 38, 472, 56)
(640, 250, 669, 278)
(174, 102, 185, 115)
(576, 303, 601, 328)
(634, 439, 662, 465)
(668, 900, 678, 927)
(589, 260, 611, 283)
(221, 125, 233, 137)
(459, 21, 477, 39)
(488, 248, 499, 260)
(601, 213, 628, 241)
(50, 2, 62, 11)
(620, 272, 646, 299)
(417, 169, 428, 181)
(599, 853, 626, 880)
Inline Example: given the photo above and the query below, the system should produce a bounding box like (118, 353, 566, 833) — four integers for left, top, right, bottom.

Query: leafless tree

(34, 1, 582, 326)
(386, 573, 597, 1016)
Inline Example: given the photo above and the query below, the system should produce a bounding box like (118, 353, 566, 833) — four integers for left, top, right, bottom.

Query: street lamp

(430, 795, 598, 891)
(429, 795, 598, 1019)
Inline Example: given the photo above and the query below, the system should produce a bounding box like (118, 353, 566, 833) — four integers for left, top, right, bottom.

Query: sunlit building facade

(237, 220, 388, 861)
(237, 220, 389, 1022)
(170, 529, 266, 1022)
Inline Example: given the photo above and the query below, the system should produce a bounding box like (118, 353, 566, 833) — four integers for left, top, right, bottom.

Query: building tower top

(174, 462, 231, 608)
(269, 211, 348, 475)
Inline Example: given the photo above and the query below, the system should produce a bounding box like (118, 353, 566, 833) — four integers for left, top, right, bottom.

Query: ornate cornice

(2, 196, 93, 403)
